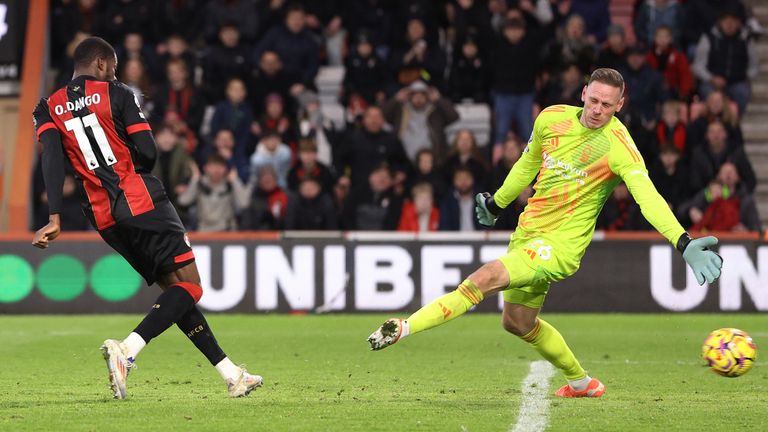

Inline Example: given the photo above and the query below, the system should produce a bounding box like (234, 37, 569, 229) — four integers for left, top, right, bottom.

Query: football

(701, 328, 758, 377)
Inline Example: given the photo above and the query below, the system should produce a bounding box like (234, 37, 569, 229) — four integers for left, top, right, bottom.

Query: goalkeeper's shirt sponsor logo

(542, 151, 588, 185)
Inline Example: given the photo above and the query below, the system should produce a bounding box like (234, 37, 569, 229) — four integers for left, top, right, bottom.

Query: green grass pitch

(0, 314, 766, 431)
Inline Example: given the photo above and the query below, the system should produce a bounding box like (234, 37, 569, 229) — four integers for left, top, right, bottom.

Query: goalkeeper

(368, 68, 723, 398)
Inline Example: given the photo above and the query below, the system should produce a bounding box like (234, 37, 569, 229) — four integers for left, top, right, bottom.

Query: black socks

(176, 306, 227, 365)
(134, 285, 195, 342)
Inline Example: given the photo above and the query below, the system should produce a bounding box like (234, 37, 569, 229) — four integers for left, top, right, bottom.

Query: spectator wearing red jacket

(656, 100, 687, 154)
(398, 182, 439, 232)
(646, 26, 694, 100)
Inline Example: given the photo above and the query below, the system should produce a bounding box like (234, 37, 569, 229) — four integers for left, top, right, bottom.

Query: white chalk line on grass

(510, 361, 556, 432)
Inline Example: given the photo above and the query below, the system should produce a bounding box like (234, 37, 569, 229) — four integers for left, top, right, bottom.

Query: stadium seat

(445, 102, 492, 147)
(315, 66, 344, 106)
(321, 103, 346, 130)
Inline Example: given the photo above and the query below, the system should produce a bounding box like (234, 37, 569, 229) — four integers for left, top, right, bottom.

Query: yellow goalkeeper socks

(405, 279, 484, 335)
(520, 318, 586, 382)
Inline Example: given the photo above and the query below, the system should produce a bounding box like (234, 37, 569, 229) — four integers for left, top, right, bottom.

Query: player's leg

(157, 263, 262, 397)
(368, 260, 508, 350)
(500, 301, 603, 397)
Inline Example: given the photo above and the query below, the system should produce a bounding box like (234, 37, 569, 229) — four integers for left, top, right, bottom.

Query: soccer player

(31, 37, 262, 399)
(368, 68, 723, 398)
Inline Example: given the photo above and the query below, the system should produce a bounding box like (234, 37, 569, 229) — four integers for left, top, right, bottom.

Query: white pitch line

(510, 361, 556, 432)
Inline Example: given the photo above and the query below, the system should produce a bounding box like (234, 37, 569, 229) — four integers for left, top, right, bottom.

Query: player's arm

(32, 99, 63, 248)
(609, 127, 722, 285)
(118, 85, 157, 169)
(475, 116, 544, 226)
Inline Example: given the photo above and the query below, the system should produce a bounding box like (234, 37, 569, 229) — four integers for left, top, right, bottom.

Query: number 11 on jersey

(64, 113, 117, 170)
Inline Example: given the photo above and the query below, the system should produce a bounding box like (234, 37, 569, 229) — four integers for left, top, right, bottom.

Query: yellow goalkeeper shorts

(498, 236, 580, 309)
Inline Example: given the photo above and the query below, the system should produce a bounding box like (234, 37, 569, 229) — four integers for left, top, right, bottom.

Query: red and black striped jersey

(33, 75, 166, 230)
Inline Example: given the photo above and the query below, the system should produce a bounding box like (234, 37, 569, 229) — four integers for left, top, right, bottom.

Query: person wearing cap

(634, 0, 684, 48)
(692, 9, 758, 115)
(382, 80, 460, 164)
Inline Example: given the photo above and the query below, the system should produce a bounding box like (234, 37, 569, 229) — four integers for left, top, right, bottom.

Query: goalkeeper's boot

(100, 339, 135, 399)
(367, 318, 405, 351)
(227, 368, 263, 397)
(554, 377, 605, 398)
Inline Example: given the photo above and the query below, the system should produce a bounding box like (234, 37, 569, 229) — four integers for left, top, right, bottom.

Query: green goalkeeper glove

(677, 233, 723, 285)
(475, 192, 502, 227)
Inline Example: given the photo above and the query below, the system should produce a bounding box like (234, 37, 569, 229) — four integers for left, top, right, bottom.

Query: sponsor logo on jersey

(542, 151, 588, 185)
(53, 93, 101, 115)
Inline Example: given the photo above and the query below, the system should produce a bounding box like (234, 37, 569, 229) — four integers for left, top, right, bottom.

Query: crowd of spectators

(35, 0, 763, 233)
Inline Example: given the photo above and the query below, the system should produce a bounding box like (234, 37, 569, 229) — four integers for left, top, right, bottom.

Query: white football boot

(227, 369, 264, 397)
(100, 339, 135, 399)
(367, 318, 404, 351)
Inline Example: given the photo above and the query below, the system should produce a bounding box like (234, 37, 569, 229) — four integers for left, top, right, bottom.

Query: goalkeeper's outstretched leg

(367, 260, 509, 350)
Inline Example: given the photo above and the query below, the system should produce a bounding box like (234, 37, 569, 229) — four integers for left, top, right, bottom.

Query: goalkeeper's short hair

(589, 68, 625, 96)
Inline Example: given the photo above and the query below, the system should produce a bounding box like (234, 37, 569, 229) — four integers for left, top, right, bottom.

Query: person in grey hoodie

(177, 154, 250, 231)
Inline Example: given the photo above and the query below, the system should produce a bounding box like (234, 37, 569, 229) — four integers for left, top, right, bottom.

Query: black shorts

(98, 200, 194, 285)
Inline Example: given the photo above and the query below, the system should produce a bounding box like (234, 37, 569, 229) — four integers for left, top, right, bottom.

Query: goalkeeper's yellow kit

(495, 105, 686, 307)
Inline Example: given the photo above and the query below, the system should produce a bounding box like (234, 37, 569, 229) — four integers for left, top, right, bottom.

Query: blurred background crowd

(34, 0, 764, 233)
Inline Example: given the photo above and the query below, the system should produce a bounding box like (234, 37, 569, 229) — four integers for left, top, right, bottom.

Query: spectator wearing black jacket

(249, 51, 303, 117)
(102, 0, 155, 43)
(152, 58, 205, 152)
(685, 90, 744, 154)
(647, 145, 690, 212)
(491, 15, 551, 146)
(335, 106, 410, 189)
(342, 33, 389, 106)
(683, 0, 747, 50)
(622, 46, 666, 124)
(253, 4, 321, 85)
(342, 164, 403, 230)
(203, 0, 260, 43)
(203, 22, 251, 103)
(597, 183, 651, 231)
(439, 167, 483, 231)
(448, 36, 489, 103)
(389, 18, 446, 88)
(342, 0, 393, 59)
(595, 24, 628, 71)
(406, 149, 447, 204)
(536, 63, 585, 109)
(692, 10, 758, 115)
(689, 120, 756, 194)
(151, 0, 205, 43)
(116, 32, 160, 83)
(491, 135, 523, 191)
(440, 129, 489, 190)
(287, 139, 336, 195)
(448, 0, 494, 52)
(285, 178, 339, 230)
